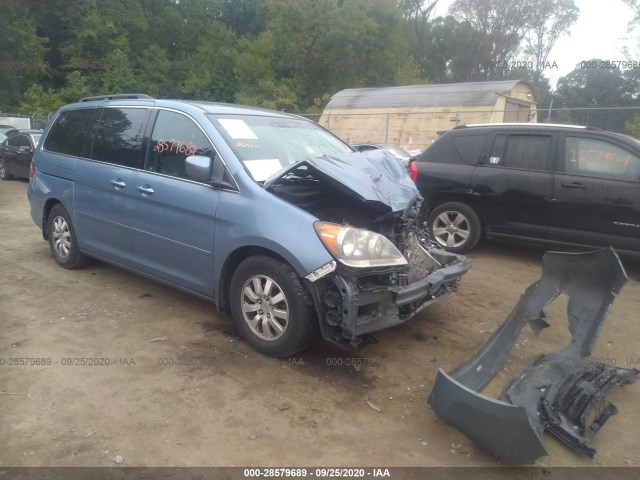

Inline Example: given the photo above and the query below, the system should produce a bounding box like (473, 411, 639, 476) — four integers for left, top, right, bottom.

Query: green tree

(626, 113, 640, 138)
(101, 49, 137, 93)
(27, 0, 96, 89)
(59, 71, 92, 103)
(217, 0, 267, 36)
(418, 15, 490, 82)
(523, 0, 579, 86)
(234, 33, 298, 109)
(0, 0, 47, 110)
(398, 0, 439, 80)
(257, 0, 410, 108)
(135, 44, 175, 97)
(18, 84, 63, 115)
(554, 60, 636, 131)
(622, 0, 640, 29)
(181, 22, 238, 102)
(449, 0, 540, 79)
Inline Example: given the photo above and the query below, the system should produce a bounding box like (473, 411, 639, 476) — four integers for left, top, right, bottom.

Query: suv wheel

(427, 202, 481, 253)
(0, 159, 13, 180)
(229, 255, 318, 357)
(47, 204, 90, 269)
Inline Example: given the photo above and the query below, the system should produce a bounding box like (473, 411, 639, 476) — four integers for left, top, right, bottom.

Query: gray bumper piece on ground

(427, 248, 639, 463)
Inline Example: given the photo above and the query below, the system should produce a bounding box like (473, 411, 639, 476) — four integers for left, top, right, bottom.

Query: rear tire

(229, 255, 318, 357)
(47, 204, 90, 269)
(427, 202, 481, 253)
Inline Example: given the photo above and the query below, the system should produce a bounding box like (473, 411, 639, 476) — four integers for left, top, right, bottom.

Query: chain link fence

(0, 113, 51, 130)
(543, 107, 639, 134)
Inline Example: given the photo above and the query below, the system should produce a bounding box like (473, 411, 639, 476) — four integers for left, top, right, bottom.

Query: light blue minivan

(28, 94, 471, 356)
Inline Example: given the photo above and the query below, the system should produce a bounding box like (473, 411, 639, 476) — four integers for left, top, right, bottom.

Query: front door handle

(136, 185, 155, 196)
(560, 182, 587, 190)
(110, 179, 126, 189)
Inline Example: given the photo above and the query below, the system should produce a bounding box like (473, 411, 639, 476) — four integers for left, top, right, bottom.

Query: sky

(432, 0, 637, 86)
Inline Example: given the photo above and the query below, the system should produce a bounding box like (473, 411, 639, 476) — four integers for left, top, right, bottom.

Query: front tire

(427, 202, 481, 253)
(229, 255, 317, 357)
(47, 204, 90, 269)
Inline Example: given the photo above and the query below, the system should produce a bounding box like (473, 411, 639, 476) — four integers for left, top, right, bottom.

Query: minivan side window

(91, 107, 150, 168)
(146, 110, 215, 180)
(564, 136, 640, 182)
(44, 108, 95, 157)
(490, 134, 550, 170)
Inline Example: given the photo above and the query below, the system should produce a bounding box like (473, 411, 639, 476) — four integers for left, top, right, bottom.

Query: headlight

(314, 221, 407, 268)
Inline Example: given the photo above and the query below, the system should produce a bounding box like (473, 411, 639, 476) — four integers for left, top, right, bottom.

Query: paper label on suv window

(217, 119, 258, 140)
(244, 159, 282, 182)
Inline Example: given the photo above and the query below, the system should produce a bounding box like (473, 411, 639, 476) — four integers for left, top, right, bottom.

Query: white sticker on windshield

(244, 159, 283, 182)
(217, 119, 258, 139)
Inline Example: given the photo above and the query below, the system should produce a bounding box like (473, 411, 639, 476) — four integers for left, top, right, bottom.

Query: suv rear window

(490, 134, 550, 170)
(44, 109, 95, 157)
(453, 135, 485, 164)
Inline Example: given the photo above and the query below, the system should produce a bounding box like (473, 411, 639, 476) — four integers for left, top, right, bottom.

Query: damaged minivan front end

(265, 150, 471, 349)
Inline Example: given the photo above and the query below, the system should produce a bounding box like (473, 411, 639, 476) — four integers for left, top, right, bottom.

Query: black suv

(413, 124, 640, 254)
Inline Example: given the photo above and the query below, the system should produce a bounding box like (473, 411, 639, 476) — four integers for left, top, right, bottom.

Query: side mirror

(185, 155, 212, 182)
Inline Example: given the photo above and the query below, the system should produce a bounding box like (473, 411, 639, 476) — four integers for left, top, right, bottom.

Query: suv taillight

(28, 161, 35, 178)
(409, 158, 418, 183)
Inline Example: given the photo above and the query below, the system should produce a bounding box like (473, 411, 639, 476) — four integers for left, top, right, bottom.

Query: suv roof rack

(458, 123, 599, 131)
(79, 94, 154, 102)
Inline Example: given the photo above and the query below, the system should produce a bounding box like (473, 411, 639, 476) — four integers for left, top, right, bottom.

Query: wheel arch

(424, 193, 486, 232)
(41, 198, 63, 240)
(217, 245, 304, 313)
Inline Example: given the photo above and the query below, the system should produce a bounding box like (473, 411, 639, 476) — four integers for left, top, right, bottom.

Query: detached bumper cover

(428, 248, 639, 463)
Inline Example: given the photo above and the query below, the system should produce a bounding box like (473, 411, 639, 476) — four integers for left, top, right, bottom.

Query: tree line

(1, 0, 638, 134)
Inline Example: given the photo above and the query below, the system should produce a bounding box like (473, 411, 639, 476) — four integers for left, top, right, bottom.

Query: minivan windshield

(208, 114, 352, 181)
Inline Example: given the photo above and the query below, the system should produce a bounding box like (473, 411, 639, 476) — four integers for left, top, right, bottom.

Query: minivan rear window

(91, 107, 150, 168)
(44, 109, 95, 157)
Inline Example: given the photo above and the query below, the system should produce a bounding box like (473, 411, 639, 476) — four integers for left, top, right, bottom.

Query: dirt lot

(1, 178, 639, 470)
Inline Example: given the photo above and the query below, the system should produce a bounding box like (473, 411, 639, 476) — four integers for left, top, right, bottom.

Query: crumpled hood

(264, 150, 419, 214)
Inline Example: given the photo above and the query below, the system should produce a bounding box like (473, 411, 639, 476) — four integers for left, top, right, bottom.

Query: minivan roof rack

(79, 94, 154, 102)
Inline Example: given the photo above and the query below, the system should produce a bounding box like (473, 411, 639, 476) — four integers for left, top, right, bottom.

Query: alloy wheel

(52, 216, 72, 258)
(432, 211, 471, 248)
(240, 274, 290, 341)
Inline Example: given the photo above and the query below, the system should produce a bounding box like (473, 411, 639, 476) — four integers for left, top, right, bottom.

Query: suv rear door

(470, 130, 556, 240)
(549, 132, 640, 252)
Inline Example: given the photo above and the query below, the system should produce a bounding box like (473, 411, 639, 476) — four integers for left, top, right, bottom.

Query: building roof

(325, 80, 536, 109)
